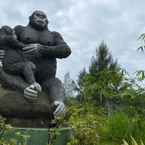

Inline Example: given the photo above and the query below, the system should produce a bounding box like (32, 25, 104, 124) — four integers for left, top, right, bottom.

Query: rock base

(0, 87, 55, 127)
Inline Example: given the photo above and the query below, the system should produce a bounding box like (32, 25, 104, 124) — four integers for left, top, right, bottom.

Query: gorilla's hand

(23, 44, 42, 57)
(24, 84, 39, 101)
(53, 101, 65, 117)
(0, 49, 5, 68)
(33, 82, 42, 92)
(0, 61, 2, 68)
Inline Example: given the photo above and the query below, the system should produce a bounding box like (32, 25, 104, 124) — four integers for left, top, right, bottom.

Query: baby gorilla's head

(1, 26, 13, 35)
(1, 25, 17, 40)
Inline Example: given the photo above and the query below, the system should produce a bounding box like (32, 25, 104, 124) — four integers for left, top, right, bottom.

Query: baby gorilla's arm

(7, 36, 26, 49)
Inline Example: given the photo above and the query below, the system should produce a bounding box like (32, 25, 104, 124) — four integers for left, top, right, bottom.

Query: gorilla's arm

(14, 25, 71, 58)
(40, 32, 71, 58)
(7, 37, 26, 49)
(24, 32, 71, 59)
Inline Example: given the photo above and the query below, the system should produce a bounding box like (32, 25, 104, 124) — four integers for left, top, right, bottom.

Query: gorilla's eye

(36, 13, 46, 19)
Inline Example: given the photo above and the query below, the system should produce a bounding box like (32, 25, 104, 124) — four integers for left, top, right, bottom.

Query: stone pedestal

(0, 88, 72, 144)
(0, 86, 54, 127)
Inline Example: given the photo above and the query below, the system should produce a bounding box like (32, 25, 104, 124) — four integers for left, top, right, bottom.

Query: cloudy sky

(0, 0, 145, 81)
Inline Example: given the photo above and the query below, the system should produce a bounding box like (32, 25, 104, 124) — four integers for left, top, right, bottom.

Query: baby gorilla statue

(1, 26, 42, 94)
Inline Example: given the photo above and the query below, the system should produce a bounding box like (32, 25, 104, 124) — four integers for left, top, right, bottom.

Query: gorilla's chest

(20, 27, 54, 45)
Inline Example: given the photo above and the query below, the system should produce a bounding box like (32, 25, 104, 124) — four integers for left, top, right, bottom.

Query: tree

(89, 41, 119, 76)
(78, 41, 123, 106)
(77, 68, 87, 102)
(78, 68, 87, 87)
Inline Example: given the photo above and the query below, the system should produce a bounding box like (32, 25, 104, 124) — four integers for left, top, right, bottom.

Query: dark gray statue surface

(0, 10, 71, 127)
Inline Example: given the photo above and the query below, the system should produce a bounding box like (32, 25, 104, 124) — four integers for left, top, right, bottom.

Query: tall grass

(103, 112, 145, 144)
(123, 136, 144, 145)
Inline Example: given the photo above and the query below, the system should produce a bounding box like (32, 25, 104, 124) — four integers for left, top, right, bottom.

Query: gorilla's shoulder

(51, 31, 63, 38)
(14, 25, 25, 35)
(51, 31, 62, 36)
(14, 25, 25, 30)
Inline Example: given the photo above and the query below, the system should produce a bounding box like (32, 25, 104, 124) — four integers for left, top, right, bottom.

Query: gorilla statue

(0, 10, 71, 126)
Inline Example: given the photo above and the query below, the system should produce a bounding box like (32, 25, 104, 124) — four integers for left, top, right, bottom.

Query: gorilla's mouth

(36, 20, 45, 25)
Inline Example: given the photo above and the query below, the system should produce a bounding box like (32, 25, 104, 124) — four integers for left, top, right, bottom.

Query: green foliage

(66, 101, 145, 145)
(78, 68, 87, 87)
(0, 116, 30, 145)
(89, 41, 119, 75)
(102, 112, 145, 143)
(77, 68, 87, 102)
(80, 69, 124, 107)
(123, 137, 144, 145)
(78, 42, 124, 105)
(66, 103, 105, 145)
(0, 116, 16, 145)
(103, 112, 131, 142)
(136, 70, 145, 81)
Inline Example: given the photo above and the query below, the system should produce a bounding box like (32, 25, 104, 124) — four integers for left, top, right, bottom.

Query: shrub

(103, 112, 131, 143)
(67, 104, 105, 145)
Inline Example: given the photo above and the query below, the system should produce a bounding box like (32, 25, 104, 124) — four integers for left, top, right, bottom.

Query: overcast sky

(0, 0, 145, 81)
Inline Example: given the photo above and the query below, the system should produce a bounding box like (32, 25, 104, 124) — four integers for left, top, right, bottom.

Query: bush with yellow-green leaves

(0, 116, 30, 145)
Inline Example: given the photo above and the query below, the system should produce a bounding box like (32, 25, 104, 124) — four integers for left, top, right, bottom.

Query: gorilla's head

(1, 25, 17, 39)
(29, 10, 49, 31)
(1, 26, 14, 35)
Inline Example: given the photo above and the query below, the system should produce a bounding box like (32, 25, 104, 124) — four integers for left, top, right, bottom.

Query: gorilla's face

(1, 25, 17, 39)
(30, 11, 48, 30)
(1, 26, 14, 35)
